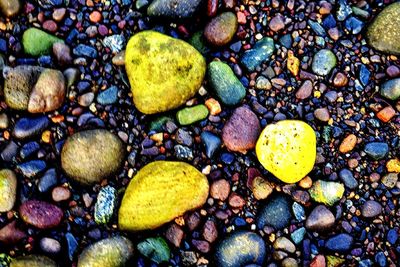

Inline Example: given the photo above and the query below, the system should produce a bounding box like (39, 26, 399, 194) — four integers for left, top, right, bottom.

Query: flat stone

(305, 205, 335, 232)
(147, 0, 203, 19)
(361, 200, 382, 218)
(0, 169, 17, 212)
(257, 194, 292, 230)
(204, 12, 238, 46)
(19, 200, 63, 229)
(312, 49, 337, 76)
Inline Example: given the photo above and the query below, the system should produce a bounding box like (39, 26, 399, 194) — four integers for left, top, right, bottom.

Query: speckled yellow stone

(125, 31, 206, 114)
(118, 161, 209, 231)
(255, 120, 316, 183)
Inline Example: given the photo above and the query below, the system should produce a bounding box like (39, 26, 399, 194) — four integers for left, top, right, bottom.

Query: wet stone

(339, 168, 358, 189)
(201, 131, 221, 158)
(312, 49, 337, 76)
(204, 12, 238, 46)
(12, 116, 49, 140)
(361, 200, 382, 218)
(325, 233, 353, 253)
(0, 170, 17, 212)
(240, 37, 274, 72)
(364, 142, 389, 160)
(257, 194, 292, 230)
(94, 186, 117, 225)
(380, 78, 400, 100)
(305, 205, 335, 232)
(19, 200, 63, 229)
(147, 0, 203, 19)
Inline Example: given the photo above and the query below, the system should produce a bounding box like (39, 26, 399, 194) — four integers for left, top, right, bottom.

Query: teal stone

(94, 186, 117, 225)
(291, 227, 306, 245)
(312, 49, 337, 76)
(240, 37, 274, 72)
(137, 237, 170, 264)
(207, 61, 246, 105)
(149, 115, 175, 132)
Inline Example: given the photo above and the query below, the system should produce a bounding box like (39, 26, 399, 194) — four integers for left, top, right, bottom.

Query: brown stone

(210, 179, 230, 201)
(333, 72, 348, 87)
(339, 134, 357, 153)
(377, 106, 396, 122)
(202, 220, 218, 243)
(310, 254, 326, 267)
(269, 14, 285, 32)
(204, 12, 238, 46)
(165, 223, 184, 247)
(228, 193, 245, 209)
(314, 107, 330, 122)
(296, 80, 313, 99)
(0, 221, 27, 244)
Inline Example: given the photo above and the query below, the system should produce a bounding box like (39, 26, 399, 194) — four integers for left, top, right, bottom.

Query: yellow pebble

(386, 158, 400, 173)
(314, 91, 321, 98)
(41, 130, 51, 143)
(287, 50, 300, 76)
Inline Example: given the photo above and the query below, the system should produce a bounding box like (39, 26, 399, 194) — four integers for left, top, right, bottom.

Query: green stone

(240, 37, 274, 72)
(77, 236, 134, 267)
(309, 180, 344, 206)
(137, 237, 170, 264)
(0, 254, 11, 267)
(0, 169, 17, 212)
(125, 31, 206, 114)
(207, 61, 246, 106)
(176, 104, 209, 125)
(10, 255, 56, 267)
(367, 2, 400, 55)
(149, 115, 174, 132)
(312, 49, 337, 76)
(22, 28, 63, 56)
(189, 31, 210, 55)
(380, 78, 400, 100)
(94, 186, 117, 225)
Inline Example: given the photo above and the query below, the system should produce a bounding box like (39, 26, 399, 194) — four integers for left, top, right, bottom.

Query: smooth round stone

(52, 42, 72, 66)
(3, 65, 43, 110)
(309, 180, 344, 206)
(201, 131, 221, 158)
(176, 104, 209, 125)
(361, 200, 382, 218)
(27, 69, 66, 113)
(273, 237, 295, 253)
(12, 116, 49, 140)
(338, 168, 358, 189)
(38, 168, 57, 193)
(215, 231, 266, 267)
(204, 12, 238, 46)
(61, 129, 125, 185)
(312, 49, 337, 76)
(367, 2, 400, 55)
(0, 0, 22, 17)
(40, 237, 61, 254)
(0, 221, 27, 245)
(94, 185, 117, 225)
(97, 86, 118, 105)
(0, 169, 17, 212)
(257, 194, 292, 230)
(10, 255, 57, 267)
(0, 113, 8, 129)
(364, 142, 389, 160)
(240, 37, 274, 72)
(125, 31, 206, 114)
(325, 233, 353, 253)
(119, 161, 209, 231)
(305, 205, 335, 232)
(380, 78, 400, 100)
(147, 0, 203, 19)
(22, 28, 63, 56)
(19, 200, 63, 229)
(255, 120, 316, 183)
(222, 106, 261, 153)
(77, 236, 134, 267)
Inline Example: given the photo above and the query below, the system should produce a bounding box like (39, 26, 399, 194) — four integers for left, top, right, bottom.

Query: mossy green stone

(0, 169, 17, 212)
(22, 28, 63, 56)
(10, 255, 57, 267)
(77, 236, 134, 267)
(125, 31, 206, 114)
(309, 180, 344, 206)
(137, 237, 170, 264)
(208, 61, 246, 106)
(367, 2, 400, 55)
(176, 104, 209, 125)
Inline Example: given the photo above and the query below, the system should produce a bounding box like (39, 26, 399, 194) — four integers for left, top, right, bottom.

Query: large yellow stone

(125, 31, 206, 114)
(256, 120, 316, 183)
(118, 161, 209, 231)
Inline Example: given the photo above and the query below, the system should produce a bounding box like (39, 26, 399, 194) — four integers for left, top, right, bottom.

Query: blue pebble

(323, 14, 337, 29)
(325, 233, 353, 253)
(13, 116, 49, 140)
(345, 17, 364, 35)
(240, 37, 274, 72)
(65, 232, 78, 261)
(97, 86, 119, 105)
(308, 20, 326, 36)
(337, 0, 352, 21)
(339, 168, 358, 189)
(17, 160, 46, 178)
(292, 202, 306, 222)
(221, 153, 235, 164)
(73, 44, 98, 58)
(201, 131, 221, 158)
(291, 227, 306, 244)
(375, 251, 387, 267)
(359, 64, 371, 86)
(359, 259, 373, 267)
(364, 142, 389, 160)
(20, 141, 40, 159)
(387, 229, 398, 245)
(279, 34, 292, 49)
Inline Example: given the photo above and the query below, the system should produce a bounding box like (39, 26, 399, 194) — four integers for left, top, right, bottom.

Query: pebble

(215, 231, 266, 267)
(256, 120, 316, 183)
(125, 31, 205, 114)
(0, 0, 22, 17)
(314, 107, 330, 122)
(204, 98, 222, 115)
(147, 0, 203, 19)
(19, 200, 63, 229)
(119, 161, 209, 231)
(73, 44, 97, 58)
(77, 236, 134, 267)
(137, 237, 170, 264)
(255, 76, 272, 90)
(0, 221, 27, 245)
(40, 237, 61, 254)
(377, 106, 396, 123)
(38, 168, 57, 193)
(201, 131, 221, 158)
(61, 129, 125, 185)
(17, 160, 46, 178)
(380, 78, 400, 100)
(22, 28, 63, 56)
(222, 106, 261, 153)
(325, 233, 353, 253)
(296, 80, 313, 99)
(333, 72, 348, 87)
(0, 113, 8, 129)
(208, 61, 246, 106)
(241, 37, 274, 72)
(257, 194, 292, 230)
(97, 86, 118, 105)
(94, 185, 117, 225)
(364, 142, 389, 160)
(210, 179, 230, 201)
(10, 255, 57, 267)
(312, 49, 337, 76)
(305, 205, 335, 232)
(309, 180, 344, 206)
(103, 35, 125, 53)
(204, 12, 238, 46)
(176, 105, 209, 125)
(52, 42, 72, 66)
(251, 176, 273, 200)
(274, 237, 295, 253)
(361, 200, 382, 218)
(0, 169, 17, 212)
(269, 14, 285, 32)
(381, 173, 398, 189)
(339, 134, 357, 153)
(339, 168, 358, 189)
(51, 186, 71, 202)
(367, 2, 400, 54)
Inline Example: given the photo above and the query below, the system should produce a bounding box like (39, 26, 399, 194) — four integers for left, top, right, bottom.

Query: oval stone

(0, 169, 17, 212)
(19, 200, 63, 229)
(119, 161, 209, 231)
(215, 231, 266, 267)
(255, 120, 316, 183)
(61, 129, 125, 185)
(125, 31, 206, 114)
(10, 255, 57, 267)
(204, 12, 238, 46)
(77, 236, 134, 267)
